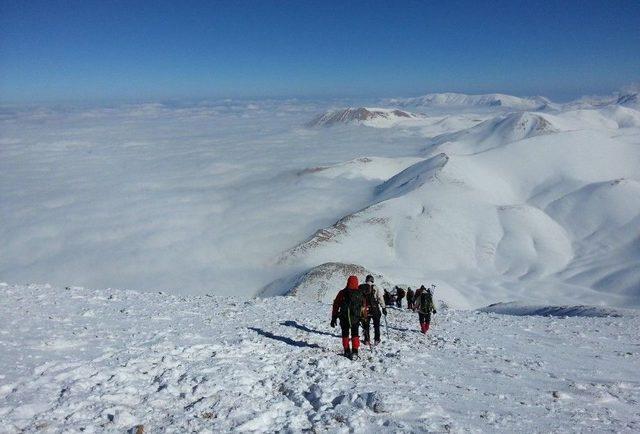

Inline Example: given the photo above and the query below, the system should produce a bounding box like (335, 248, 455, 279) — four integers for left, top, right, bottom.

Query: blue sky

(1, 0, 639, 103)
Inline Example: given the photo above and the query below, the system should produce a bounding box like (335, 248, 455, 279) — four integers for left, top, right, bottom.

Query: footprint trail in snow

(1, 283, 638, 432)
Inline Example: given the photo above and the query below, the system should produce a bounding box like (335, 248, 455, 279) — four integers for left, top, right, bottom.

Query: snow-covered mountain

(279, 106, 640, 309)
(565, 92, 640, 110)
(428, 111, 560, 153)
(306, 107, 422, 128)
(386, 92, 554, 110)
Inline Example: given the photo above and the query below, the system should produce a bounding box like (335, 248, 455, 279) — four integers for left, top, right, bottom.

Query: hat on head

(347, 275, 359, 290)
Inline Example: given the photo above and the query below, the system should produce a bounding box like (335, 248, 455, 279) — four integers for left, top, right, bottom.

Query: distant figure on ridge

(395, 286, 406, 308)
(406, 287, 415, 310)
(331, 275, 364, 359)
(359, 275, 387, 346)
(383, 288, 391, 306)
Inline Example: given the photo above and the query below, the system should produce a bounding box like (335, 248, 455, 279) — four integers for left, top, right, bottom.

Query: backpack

(340, 288, 365, 325)
(360, 284, 379, 317)
(418, 290, 434, 314)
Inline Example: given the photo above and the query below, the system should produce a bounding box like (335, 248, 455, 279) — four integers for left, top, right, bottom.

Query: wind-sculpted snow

(479, 302, 627, 318)
(374, 153, 449, 202)
(1, 283, 639, 432)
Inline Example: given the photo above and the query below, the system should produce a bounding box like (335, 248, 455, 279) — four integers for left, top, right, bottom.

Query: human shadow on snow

(248, 327, 322, 349)
(387, 325, 421, 334)
(280, 320, 341, 338)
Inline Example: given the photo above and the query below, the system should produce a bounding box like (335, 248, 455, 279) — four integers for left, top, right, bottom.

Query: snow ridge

(387, 92, 552, 110)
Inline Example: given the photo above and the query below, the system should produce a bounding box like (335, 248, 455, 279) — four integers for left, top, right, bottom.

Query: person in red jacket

(331, 275, 365, 359)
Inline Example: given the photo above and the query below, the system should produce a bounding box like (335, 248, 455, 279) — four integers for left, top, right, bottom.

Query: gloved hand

(433, 309, 437, 314)
(382, 308, 387, 316)
(330, 318, 337, 328)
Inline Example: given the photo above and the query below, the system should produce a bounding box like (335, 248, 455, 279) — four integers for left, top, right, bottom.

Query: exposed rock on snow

(479, 301, 627, 317)
(258, 262, 394, 303)
(616, 92, 639, 108)
(306, 107, 422, 128)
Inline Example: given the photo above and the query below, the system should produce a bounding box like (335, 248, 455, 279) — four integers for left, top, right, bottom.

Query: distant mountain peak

(306, 107, 420, 127)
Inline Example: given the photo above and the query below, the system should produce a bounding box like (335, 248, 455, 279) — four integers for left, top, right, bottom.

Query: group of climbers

(331, 276, 437, 359)
(330, 275, 387, 359)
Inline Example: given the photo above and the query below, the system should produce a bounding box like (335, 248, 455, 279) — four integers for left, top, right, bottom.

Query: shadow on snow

(248, 327, 322, 349)
(280, 320, 341, 338)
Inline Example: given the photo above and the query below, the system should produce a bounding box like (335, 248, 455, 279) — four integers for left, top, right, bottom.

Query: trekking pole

(384, 314, 389, 339)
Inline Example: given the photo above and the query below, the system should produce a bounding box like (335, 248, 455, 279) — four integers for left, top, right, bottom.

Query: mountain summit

(307, 107, 420, 127)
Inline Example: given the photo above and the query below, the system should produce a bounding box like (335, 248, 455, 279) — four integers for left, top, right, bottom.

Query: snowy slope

(427, 111, 561, 153)
(1, 283, 639, 432)
(280, 121, 640, 308)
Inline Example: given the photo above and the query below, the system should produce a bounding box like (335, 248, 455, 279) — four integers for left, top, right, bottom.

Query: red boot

(342, 337, 351, 357)
(351, 336, 360, 358)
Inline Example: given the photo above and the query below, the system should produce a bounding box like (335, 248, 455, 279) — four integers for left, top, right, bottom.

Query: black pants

(418, 312, 431, 324)
(339, 318, 360, 338)
(396, 295, 404, 308)
(361, 314, 381, 343)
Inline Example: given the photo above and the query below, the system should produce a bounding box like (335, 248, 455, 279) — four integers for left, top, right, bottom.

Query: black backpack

(340, 288, 365, 324)
(422, 291, 434, 312)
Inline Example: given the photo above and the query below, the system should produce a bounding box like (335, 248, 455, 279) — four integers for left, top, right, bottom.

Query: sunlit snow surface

(1, 96, 640, 309)
(0, 284, 638, 432)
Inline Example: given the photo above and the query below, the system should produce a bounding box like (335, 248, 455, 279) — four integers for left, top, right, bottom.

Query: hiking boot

(343, 348, 352, 359)
(351, 349, 359, 359)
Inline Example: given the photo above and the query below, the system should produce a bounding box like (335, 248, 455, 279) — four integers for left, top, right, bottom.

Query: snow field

(1, 283, 638, 432)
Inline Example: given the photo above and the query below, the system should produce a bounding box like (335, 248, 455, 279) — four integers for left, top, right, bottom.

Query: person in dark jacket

(359, 275, 387, 346)
(406, 287, 415, 310)
(331, 275, 364, 359)
(395, 286, 406, 308)
(383, 288, 391, 306)
(414, 285, 437, 333)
